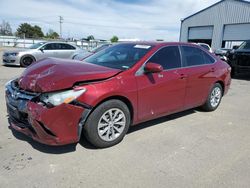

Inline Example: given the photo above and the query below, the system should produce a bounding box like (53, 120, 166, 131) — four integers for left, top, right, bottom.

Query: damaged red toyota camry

(5, 42, 231, 148)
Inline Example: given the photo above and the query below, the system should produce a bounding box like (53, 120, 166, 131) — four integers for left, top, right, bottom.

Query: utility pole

(59, 16, 63, 39)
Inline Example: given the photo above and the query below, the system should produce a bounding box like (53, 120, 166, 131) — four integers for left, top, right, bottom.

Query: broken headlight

(40, 88, 86, 106)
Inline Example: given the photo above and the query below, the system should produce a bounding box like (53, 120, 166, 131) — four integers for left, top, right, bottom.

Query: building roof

(182, 0, 250, 22)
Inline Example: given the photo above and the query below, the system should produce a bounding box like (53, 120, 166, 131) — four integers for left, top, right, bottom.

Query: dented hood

(18, 58, 121, 92)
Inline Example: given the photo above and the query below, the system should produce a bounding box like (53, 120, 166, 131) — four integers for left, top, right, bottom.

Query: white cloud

(0, 0, 218, 40)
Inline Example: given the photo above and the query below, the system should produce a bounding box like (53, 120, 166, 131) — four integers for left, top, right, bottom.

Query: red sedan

(5, 42, 231, 148)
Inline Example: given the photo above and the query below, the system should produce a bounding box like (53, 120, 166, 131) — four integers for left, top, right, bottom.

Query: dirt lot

(0, 48, 250, 188)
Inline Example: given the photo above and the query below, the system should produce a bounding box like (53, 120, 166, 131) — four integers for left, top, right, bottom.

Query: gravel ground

(0, 48, 250, 188)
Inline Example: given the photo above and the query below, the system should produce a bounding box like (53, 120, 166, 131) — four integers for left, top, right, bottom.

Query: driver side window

(148, 46, 181, 70)
(42, 43, 54, 50)
(42, 43, 60, 50)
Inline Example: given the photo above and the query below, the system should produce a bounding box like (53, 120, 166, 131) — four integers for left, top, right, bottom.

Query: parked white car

(2, 42, 83, 67)
(197, 43, 213, 53)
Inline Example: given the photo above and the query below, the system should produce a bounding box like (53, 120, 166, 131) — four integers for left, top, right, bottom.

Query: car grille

(6, 80, 39, 124)
(8, 80, 38, 100)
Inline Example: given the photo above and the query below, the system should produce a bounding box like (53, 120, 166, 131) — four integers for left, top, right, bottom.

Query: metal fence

(0, 35, 109, 50)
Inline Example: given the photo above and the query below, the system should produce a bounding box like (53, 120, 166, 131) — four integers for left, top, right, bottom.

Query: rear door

(136, 45, 187, 122)
(57, 43, 76, 58)
(180, 45, 216, 109)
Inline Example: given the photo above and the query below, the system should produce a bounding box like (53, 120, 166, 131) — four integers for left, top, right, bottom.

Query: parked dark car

(5, 42, 231, 148)
(215, 48, 231, 56)
(215, 48, 231, 62)
(226, 40, 250, 76)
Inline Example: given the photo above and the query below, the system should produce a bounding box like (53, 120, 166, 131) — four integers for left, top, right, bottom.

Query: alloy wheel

(97, 108, 126, 142)
(210, 87, 222, 108)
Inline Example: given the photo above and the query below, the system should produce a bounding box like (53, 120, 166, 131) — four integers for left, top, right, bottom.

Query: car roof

(197, 43, 210, 46)
(42, 41, 78, 48)
(43, 41, 75, 45)
(116, 41, 200, 48)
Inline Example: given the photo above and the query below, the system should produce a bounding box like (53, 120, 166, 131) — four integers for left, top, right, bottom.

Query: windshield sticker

(122, 66, 130, 69)
(134, 45, 151, 49)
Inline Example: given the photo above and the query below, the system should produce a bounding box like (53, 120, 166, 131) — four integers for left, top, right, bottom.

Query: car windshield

(238, 41, 250, 50)
(90, 44, 111, 53)
(29, 42, 46, 49)
(84, 43, 153, 70)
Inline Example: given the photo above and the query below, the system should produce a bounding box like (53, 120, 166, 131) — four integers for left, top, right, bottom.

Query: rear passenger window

(181, 46, 215, 67)
(61, 44, 76, 50)
(149, 46, 181, 70)
(181, 46, 204, 66)
(202, 51, 215, 64)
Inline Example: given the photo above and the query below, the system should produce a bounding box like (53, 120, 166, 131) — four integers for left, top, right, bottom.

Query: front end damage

(6, 80, 91, 146)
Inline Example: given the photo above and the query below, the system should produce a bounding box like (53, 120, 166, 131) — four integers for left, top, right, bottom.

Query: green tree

(46, 29, 59, 39)
(110, 36, 119, 43)
(16, 23, 33, 38)
(16, 23, 44, 38)
(86, 35, 95, 41)
(0, 20, 12, 36)
(32, 25, 44, 38)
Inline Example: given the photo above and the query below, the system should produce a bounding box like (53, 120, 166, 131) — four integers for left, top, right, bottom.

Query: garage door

(188, 26, 213, 40)
(223, 24, 250, 41)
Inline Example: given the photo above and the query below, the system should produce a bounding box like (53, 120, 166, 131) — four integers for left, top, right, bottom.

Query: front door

(136, 46, 187, 122)
(36, 43, 59, 60)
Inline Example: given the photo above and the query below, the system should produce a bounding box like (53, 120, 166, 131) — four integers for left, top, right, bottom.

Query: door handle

(210, 68, 215, 72)
(179, 73, 187, 79)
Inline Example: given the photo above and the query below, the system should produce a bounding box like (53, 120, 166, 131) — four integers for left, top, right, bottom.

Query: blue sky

(0, 0, 218, 40)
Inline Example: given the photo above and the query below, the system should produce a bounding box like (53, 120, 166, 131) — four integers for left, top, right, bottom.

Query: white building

(180, 0, 250, 50)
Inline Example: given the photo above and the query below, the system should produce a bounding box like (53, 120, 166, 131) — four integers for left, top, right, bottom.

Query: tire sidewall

(207, 83, 223, 111)
(84, 100, 131, 148)
(20, 55, 35, 67)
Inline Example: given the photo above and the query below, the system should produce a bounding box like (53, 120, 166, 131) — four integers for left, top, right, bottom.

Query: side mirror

(232, 46, 239, 50)
(39, 48, 44, 53)
(144, 62, 163, 73)
(219, 56, 227, 62)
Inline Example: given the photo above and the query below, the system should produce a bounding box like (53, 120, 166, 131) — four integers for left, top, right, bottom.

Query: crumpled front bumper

(6, 81, 90, 146)
(8, 102, 86, 145)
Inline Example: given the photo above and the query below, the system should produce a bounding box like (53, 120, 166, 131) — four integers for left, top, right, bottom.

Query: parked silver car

(2, 42, 83, 67)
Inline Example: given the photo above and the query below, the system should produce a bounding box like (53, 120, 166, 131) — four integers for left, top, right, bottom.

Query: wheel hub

(210, 87, 222, 108)
(97, 108, 126, 142)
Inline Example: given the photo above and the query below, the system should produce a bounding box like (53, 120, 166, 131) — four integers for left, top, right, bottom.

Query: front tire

(201, 83, 223, 112)
(20, 56, 35, 67)
(83, 100, 131, 148)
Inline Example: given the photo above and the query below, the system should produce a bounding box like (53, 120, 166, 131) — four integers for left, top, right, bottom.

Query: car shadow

(9, 108, 198, 152)
(128, 108, 197, 134)
(2, 64, 23, 68)
(9, 126, 77, 154)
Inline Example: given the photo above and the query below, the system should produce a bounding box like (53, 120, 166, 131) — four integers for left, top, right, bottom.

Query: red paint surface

(18, 58, 121, 92)
(11, 102, 84, 145)
(8, 42, 231, 145)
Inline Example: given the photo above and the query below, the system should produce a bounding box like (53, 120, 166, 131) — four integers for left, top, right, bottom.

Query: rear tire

(201, 83, 223, 112)
(83, 100, 131, 148)
(20, 56, 35, 67)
